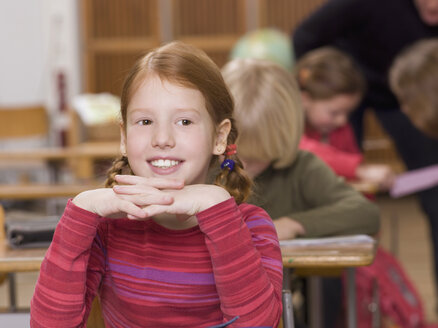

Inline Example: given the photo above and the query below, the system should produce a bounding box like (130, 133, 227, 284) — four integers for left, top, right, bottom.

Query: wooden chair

(0, 105, 51, 185)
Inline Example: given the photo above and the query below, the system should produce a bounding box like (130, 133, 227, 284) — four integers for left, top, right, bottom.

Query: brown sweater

(249, 150, 380, 237)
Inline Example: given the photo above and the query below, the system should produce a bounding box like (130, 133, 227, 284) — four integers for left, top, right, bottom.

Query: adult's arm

(293, 0, 371, 57)
(197, 198, 283, 327)
(30, 200, 106, 328)
(290, 153, 380, 237)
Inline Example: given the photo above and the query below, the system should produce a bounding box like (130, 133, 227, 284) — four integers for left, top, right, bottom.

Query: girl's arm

(299, 135, 363, 180)
(288, 152, 380, 238)
(30, 200, 106, 328)
(197, 198, 283, 327)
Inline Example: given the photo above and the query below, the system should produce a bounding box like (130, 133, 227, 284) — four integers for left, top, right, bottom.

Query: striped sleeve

(30, 200, 106, 328)
(197, 198, 283, 327)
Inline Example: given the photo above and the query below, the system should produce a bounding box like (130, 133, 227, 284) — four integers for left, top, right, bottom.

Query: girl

(30, 42, 283, 327)
(222, 58, 380, 328)
(221, 58, 380, 241)
(296, 47, 395, 190)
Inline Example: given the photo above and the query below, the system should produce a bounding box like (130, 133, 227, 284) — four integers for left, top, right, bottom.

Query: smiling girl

(30, 41, 282, 328)
(296, 47, 395, 190)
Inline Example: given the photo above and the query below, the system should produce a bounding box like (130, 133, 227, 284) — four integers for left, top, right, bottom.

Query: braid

(214, 126, 253, 204)
(104, 156, 132, 188)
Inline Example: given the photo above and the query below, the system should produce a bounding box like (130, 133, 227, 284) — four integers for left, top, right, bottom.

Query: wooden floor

(1, 194, 437, 323)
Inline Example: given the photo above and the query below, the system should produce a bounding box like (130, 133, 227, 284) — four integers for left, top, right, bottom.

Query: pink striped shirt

(30, 198, 282, 327)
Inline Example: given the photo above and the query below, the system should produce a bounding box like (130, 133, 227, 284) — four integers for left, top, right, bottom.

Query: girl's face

(301, 93, 361, 134)
(121, 75, 230, 185)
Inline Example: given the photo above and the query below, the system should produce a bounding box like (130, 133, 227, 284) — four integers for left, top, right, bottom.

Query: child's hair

(295, 47, 366, 100)
(105, 41, 252, 203)
(222, 58, 304, 168)
(390, 38, 438, 138)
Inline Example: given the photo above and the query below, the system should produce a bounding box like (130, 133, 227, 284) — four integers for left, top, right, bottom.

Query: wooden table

(0, 241, 47, 312)
(0, 141, 120, 180)
(281, 235, 377, 328)
(0, 243, 46, 273)
(0, 183, 102, 200)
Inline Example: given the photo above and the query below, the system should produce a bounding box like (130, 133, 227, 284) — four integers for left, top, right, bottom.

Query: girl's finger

(142, 204, 169, 218)
(115, 175, 184, 189)
(116, 192, 174, 206)
(117, 201, 148, 219)
(113, 184, 158, 195)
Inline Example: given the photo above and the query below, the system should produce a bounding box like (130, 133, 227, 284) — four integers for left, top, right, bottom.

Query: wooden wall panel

(93, 53, 146, 96)
(173, 0, 245, 37)
(81, 0, 160, 94)
(171, 0, 246, 67)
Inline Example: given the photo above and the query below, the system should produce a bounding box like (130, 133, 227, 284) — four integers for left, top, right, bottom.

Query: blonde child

(390, 38, 438, 139)
(222, 58, 380, 328)
(296, 47, 395, 190)
(30, 42, 283, 327)
(222, 58, 380, 241)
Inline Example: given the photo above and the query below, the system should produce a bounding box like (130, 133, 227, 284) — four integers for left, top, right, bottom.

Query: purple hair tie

(221, 159, 235, 172)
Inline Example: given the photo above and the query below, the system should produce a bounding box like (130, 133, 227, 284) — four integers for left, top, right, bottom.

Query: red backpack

(354, 247, 438, 328)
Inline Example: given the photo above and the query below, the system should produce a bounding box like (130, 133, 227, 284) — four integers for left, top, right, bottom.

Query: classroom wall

(0, 0, 80, 145)
(0, 0, 45, 105)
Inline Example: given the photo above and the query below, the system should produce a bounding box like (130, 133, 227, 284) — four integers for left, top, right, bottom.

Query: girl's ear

(213, 119, 231, 155)
(120, 123, 127, 156)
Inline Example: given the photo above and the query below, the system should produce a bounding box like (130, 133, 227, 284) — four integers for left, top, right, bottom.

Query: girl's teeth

(151, 159, 179, 168)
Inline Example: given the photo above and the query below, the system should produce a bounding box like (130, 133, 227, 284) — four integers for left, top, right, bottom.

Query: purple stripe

(116, 287, 219, 304)
(246, 217, 275, 229)
(109, 261, 215, 285)
(261, 256, 282, 268)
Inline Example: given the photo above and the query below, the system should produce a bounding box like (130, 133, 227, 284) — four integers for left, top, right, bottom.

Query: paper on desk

(279, 235, 374, 248)
(390, 164, 438, 198)
(72, 93, 121, 125)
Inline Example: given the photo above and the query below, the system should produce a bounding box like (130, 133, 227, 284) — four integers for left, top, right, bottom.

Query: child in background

(296, 47, 395, 190)
(390, 38, 438, 139)
(222, 58, 380, 241)
(30, 42, 283, 327)
(222, 58, 380, 328)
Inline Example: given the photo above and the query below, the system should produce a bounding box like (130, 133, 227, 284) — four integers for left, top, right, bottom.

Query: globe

(230, 28, 294, 70)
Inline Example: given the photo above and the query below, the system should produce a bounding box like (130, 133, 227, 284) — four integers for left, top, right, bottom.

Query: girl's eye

(178, 119, 192, 126)
(138, 119, 152, 126)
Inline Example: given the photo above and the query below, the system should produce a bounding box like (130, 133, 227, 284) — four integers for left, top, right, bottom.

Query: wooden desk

(0, 142, 119, 162)
(0, 241, 46, 312)
(0, 242, 45, 273)
(0, 141, 120, 180)
(281, 235, 377, 328)
(0, 183, 101, 200)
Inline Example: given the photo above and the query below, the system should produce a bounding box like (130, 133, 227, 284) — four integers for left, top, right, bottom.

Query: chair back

(0, 106, 48, 140)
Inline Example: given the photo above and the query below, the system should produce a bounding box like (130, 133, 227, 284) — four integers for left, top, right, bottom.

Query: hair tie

(221, 159, 235, 172)
(225, 144, 237, 156)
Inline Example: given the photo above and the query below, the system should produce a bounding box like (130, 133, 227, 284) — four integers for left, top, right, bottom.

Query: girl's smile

(148, 157, 184, 174)
(120, 74, 223, 185)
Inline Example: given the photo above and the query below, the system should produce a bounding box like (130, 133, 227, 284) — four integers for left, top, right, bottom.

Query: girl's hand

(73, 176, 183, 219)
(114, 180, 231, 219)
(356, 164, 396, 190)
(273, 217, 306, 240)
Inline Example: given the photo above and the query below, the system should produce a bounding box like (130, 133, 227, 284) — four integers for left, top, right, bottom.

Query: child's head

(106, 41, 251, 203)
(295, 47, 365, 134)
(222, 58, 304, 176)
(390, 38, 438, 139)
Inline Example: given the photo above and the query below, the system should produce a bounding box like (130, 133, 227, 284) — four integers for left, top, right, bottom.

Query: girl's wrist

(72, 190, 95, 213)
(198, 186, 231, 212)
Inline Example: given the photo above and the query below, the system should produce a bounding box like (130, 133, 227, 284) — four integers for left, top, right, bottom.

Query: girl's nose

(151, 124, 175, 149)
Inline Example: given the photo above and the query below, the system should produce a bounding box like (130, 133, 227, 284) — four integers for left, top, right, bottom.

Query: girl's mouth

(149, 159, 181, 169)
